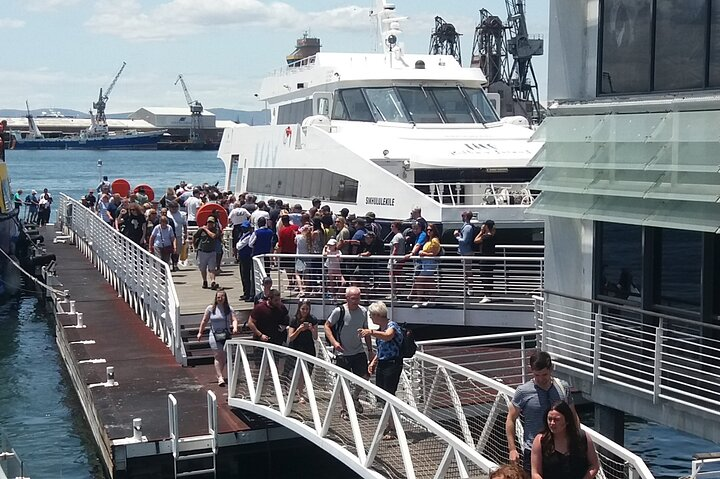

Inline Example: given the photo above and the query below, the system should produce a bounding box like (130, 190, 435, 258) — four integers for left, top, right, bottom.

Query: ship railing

(408, 181, 536, 207)
(535, 290, 720, 421)
(407, 332, 654, 479)
(57, 194, 186, 365)
(252, 251, 544, 316)
(0, 429, 24, 479)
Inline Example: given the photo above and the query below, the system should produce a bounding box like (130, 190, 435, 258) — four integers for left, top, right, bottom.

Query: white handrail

(57, 194, 186, 365)
(226, 339, 496, 478)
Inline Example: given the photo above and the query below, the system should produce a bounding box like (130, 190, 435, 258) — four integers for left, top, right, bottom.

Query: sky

(3, 0, 549, 113)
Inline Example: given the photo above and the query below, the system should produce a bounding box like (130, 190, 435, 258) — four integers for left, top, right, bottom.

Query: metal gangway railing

(0, 429, 25, 479)
(252, 250, 543, 324)
(56, 194, 186, 365)
(534, 290, 720, 424)
(413, 331, 654, 479)
(226, 340, 495, 479)
(408, 182, 536, 207)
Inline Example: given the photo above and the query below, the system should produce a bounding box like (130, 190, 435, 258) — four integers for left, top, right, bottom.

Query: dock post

(76, 312, 84, 328)
(106, 366, 115, 386)
(133, 418, 143, 442)
(69, 300, 76, 314)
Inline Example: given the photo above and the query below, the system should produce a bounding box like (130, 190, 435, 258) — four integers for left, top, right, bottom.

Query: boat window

(338, 89, 374, 122)
(463, 88, 500, 122)
(331, 94, 349, 120)
(396, 87, 443, 123)
(277, 99, 314, 124)
(431, 88, 476, 123)
(246, 168, 359, 204)
(364, 88, 409, 123)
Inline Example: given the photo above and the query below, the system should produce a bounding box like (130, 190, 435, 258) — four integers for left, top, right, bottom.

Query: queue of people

(12, 188, 54, 226)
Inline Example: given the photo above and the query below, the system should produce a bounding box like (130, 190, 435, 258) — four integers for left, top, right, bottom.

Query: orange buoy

(196, 203, 228, 229)
(133, 184, 155, 202)
(111, 179, 131, 198)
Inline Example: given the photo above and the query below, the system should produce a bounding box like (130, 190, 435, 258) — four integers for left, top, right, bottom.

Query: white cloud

(0, 19, 26, 28)
(86, 0, 368, 42)
(24, 0, 82, 12)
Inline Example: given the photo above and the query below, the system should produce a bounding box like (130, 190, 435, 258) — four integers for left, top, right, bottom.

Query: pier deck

(42, 228, 290, 478)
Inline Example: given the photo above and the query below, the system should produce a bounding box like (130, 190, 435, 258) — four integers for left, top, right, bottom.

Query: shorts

(335, 352, 368, 378)
(197, 251, 217, 271)
(418, 258, 438, 276)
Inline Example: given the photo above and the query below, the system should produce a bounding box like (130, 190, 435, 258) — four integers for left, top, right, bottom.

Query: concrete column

(594, 404, 624, 446)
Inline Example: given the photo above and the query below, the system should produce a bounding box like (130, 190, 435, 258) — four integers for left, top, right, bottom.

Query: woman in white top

(149, 216, 176, 265)
(196, 289, 239, 385)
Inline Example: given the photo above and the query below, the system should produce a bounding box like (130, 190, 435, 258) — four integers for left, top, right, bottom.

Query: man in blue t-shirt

(506, 351, 578, 473)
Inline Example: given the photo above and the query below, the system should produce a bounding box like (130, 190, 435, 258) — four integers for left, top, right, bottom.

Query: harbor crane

(92, 62, 126, 133)
(428, 16, 462, 66)
(174, 74, 203, 144)
(470, 0, 545, 122)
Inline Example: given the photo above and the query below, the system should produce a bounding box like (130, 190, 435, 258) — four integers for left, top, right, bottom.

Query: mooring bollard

(133, 418, 143, 442)
(106, 366, 115, 386)
(76, 312, 84, 328)
(69, 300, 76, 314)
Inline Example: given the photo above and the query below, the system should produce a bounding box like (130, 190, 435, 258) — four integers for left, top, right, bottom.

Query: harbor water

(2, 150, 717, 478)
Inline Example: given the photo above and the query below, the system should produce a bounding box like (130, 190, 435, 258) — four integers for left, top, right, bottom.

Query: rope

(0, 242, 69, 299)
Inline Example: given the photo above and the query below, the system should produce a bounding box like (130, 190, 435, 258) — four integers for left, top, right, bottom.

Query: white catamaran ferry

(218, 0, 543, 241)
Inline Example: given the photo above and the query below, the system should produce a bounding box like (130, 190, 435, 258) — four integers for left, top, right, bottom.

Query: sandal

(340, 410, 350, 421)
(298, 396, 307, 405)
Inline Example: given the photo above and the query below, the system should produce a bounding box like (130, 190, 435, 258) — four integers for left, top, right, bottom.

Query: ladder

(168, 391, 218, 478)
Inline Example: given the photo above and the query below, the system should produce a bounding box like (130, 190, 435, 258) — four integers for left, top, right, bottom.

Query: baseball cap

(365, 212, 376, 219)
(207, 216, 216, 223)
(241, 220, 251, 228)
(327, 238, 338, 246)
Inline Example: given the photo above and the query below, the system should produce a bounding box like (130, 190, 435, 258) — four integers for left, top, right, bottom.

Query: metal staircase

(168, 391, 218, 478)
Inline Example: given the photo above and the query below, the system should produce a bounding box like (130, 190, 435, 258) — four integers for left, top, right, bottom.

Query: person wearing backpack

(359, 301, 403, 440)
(324, 286, 375, 420)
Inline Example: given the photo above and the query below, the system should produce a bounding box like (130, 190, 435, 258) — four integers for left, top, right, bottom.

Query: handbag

(179, 243, 189, 261)
(213, 329, 231, 341)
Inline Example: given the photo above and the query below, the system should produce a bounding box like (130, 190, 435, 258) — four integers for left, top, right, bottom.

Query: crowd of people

(12, 188, 54, 226)
(75, 178, 598, 477)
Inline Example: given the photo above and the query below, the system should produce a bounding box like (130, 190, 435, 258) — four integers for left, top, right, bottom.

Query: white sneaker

(479, 296, 491, 304)
(411, 303, 420, 309)
(421, 301, 430, 307)
(467, 288, 474, 296)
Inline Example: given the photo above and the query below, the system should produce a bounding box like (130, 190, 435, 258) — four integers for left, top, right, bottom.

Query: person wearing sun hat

(193, 215, 220, 289)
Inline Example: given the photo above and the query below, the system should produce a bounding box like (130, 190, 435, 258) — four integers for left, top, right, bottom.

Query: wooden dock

(41, 226, 352, 478)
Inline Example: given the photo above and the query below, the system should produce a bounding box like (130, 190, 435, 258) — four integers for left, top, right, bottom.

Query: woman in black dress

(531, 401, 599, 479)
(287, 299, 318, 403)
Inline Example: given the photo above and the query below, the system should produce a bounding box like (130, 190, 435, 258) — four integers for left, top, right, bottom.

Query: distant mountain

(0, 108, 90, 119)
(208, 108, 270, 125)
(1, 107, 270, 125)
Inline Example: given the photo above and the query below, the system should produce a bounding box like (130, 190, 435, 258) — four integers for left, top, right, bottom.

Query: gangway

(226, 339, 494, 478)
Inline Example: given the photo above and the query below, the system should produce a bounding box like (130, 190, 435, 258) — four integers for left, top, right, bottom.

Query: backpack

(471, 224, 483, 252)
(396, 323, 417, 358)
(325, 305, 346, 347)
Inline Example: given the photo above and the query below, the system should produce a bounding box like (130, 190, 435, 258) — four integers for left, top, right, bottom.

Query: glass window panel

(648, 143, 720, 172)
(709, 4, 720, 86)
(309, 169, 323, 199)
(277, 105, 291, 124)
(299, 169, 312, 199)
(654, 0, 707, 91)
(396, 87, 443, 123)
(431, 88, 475, 123)
(656, 228, 702, 311)
(331, 94, 349, 120)
(464, 88, 500, 122)
(364, 88, 409, 123)
(598, 222, 642, 303)
(344, 177, 358, 203)
(275, 169, 287, 196)
(600, 0, 652, 93)
(303, 99, 313, 122)
(340, 89, 374, 122)
(714, 234, 720, 315)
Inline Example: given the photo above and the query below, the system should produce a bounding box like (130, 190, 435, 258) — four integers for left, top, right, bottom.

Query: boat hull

(13, 132, 164, 150)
